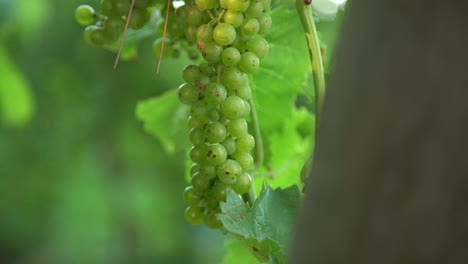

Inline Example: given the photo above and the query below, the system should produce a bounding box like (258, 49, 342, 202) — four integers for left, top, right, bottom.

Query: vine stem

(296, 0, 326, 119)
(247, 75, 264, 170)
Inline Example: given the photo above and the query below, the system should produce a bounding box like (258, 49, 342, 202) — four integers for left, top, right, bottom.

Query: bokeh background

(0, 0, 227, 263)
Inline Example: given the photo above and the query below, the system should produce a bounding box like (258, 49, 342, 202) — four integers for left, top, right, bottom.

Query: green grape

(185, 26, 198, 42)
(178, 83, 200, 105)
(189, 127, 206, 145)
(222, 47, 241, 66)
(188, 49, 199, 61)
(239, 52, 260, 73)
(195, 75, 211, 89)
(241, 99, 251, 118)
(217, 159, 242, 184)
(190, 144, 207, 164)
(104, 16, 126, 34)
(213, 23, 236, 46)
(89, 27, 107, 46)
(221, 67, 246, 90)
(184, 206, 204, 225)
(236, 134, 255, 152)
(196, 24, 213, 42)
(83, 25, 99, 45)
(191, 172, 210, 193)
(232, 172, 252, 194)
(258, 13, 272, 35)
(205, 195, 219, 209)
(222, 136, 236, 154)
(190, 163, 200, 176)
(183, 186, 201, 205)
(152, 38, 174, 59)
(227, 119, 248, 138)
(190, 101, 209, 120)
(232, 152, 254, 171)
(202, 42, 223, 63)
(129, 8, 151, 29)
(205, 82, 227, 106)
(75, 5, 95, 26)
(244, 1, 264, 18)
(236, 83, 252, 100)
(220, 0, 229, 8)
(114, 0, 131, 16)
(228, 0, 250, 12)
(241, 18, 260, 35)
(262, 0, 272, 10)
(221, 95, 245, 119)
(246, 37, 269, 58)
(199, 63, 216, 76)
(223, 10, 244, 28)
(206, 143, 228, 165)
(199, 164, 217, 180)
(188, 115, 206, 128)
(186, 4, 206, 26)
(207, 108, 220, 121)
(205, 121, 227, 143)
(213, 183, 231, 202)
(195, 0, 217, 10)
(101, 0, 114, 16)
(183, 65, 201, 83)
(204, 210, 223, 229)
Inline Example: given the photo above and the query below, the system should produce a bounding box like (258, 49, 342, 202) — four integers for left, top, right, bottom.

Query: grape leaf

(219, 185, 301, 263)
(223, 238, 258, 264)
(135, 89, 189, 153)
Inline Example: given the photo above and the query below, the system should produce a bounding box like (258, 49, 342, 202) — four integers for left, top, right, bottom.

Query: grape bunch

(179, 0, 271, 228)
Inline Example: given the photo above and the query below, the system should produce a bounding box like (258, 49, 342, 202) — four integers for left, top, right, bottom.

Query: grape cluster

(75, 0, 156, 46)
(179, 0, 271, 228)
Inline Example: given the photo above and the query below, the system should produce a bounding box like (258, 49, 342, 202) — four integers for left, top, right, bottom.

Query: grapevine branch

(114, 0, 136, 69)
(157, 0, 172, 73)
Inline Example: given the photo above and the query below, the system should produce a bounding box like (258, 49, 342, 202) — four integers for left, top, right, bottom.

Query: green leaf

(223, 238, 259, 264)
(219, 185, 301, 263)
(136, 89, 189, 153)
(0, 42, 35, 127)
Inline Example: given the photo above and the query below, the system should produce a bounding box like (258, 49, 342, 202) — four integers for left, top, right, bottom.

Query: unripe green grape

(221, 67, 246, 90)
(205, 195, 219, 209)
(185, 26, 198, 42)
(241, 18, 260, 35)
(205, 82, 227, 106)
(262, 0, 272, 10)
(222, 47, 241, 66)
(184, 205, 204, 225)
(199, 164, 217, 180)
(221, 95, 245, 119)
(232, 172, 252, 194)
(104, 16, 126, 34)
(241, 99, 251, 117)
(222, 136, 236, 155)
(199, 63, 216, 76)
(207, 108, 220, 121)
(90, 27, 107, 46)
(220, 0, 229, 8)
(186, 4, 205, 26)
(223, 10, 244, 28)
(183, 65, 201, 83)
(129, 8, 151, 29)
(246, 37, 269, 58)
(188, 115, 207, 128)
(178, 83, 199, 105)
(235, 83, 252, 100)
(227, 119, 248, 138)
(191, 172, 211, 193)
(83, 25, 99, 45)
(190, 163, 200, 176)
(196, 24, 213, 42)
(75, 5, 95, 26)
(189, 127, 206, 145)
(188, 49, 199, 61)
(204, 210, 223, 229)
(183, 186, 201, 205)
(213, 23, 236, 46)
(195, 0, 217, 10)
(206, 143, 228, 165)
(101, 0, 114, 16)
(232, 152, 254, 171)
(244, 1, 264, 18)
(202, 42, 223, 63)
(258, 13, 272, 35)
(228, 0, 250, 12)
(237, 134, 255, 152)
(239, 52, 260, 73)
(214, 183, 231, 202)
(205, 121, 227, 143)
(114, 0, 132, 16)
(195, 75, 211, 90)
(217, 159, 242, 184)
(190, 144, 208, 164)
(152, 38, 174, 59)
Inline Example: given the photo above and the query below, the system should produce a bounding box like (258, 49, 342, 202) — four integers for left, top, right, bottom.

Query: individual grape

(246, 37, 269, 58)
(191, 172, 210, 193)
(235, 83, 252, 100)
(188, 115, 206, 128)
(221, 67, 246, 90)
(205, 83, 227, 106)
(241, 99, 251, 117)
(184, 206, 204, 225)
(222, 47, 241, 66)
(199, 164, 217, 180)
(258, 13, 272, 35)
(195, 75, 211, 89)
(190, 163, 200, 176)
(222, 136, 237, 155)
(75, 5, 95, 26)
(217, 159, 242, 184)
(213, 183, 231, 202)
(89, 27, 107, 46)
(206, 143, 228, 165)
(239, 52, 260, 73)
(244, 1, 264, 18)
(183, 186, 201, 206)
(242, 18, 260, 35)
(104, 16, 126, 34)
(83, 25, 99, 45)
(213, 23, 236, 46)
(205, 122, 227, 143)
(114, 0, 131, 16)
(232, 172, 252, 194)
(129, 8, 151, 29)
(190, 101, 209, 120)
(199, 63, 216, 76)
(221, 95, 245, 119)
(204, 210, 223, 229)
(196, 24, 214, 42)
(228, 0, 250, 12)
(190, 144, 208, 164)
(178, 83, 199, 105)
(186, 4, 206, 26)
(227, 119, 248, 138)
(223, 10, 244, 28)
(153, 38, 174, 59)
(220, 0, 229, 9)
(207, 108, 220, 121)
(236, 134, 255, 152)
(101, 0, 114, 16)
(232, 152, 254, 171)
(195, 0, 217, 10)
(189, 127, 206, 145)
(262, 0, 272, 10)
(202, 42, 223, 63)
(183, 65, 201, 83)
(185, 26, 198, 42)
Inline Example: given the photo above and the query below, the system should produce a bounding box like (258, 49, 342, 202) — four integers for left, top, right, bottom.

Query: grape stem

(247, 75, 264, 170)
(114, 0, 136, 69)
